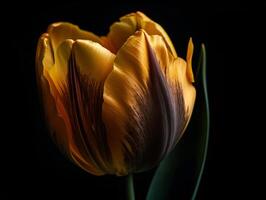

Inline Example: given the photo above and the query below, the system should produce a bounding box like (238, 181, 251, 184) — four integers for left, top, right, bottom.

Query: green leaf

(146, 44, 209, 200)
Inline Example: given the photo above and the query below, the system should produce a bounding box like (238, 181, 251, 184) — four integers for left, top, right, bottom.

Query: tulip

(36, 11, 196, 176)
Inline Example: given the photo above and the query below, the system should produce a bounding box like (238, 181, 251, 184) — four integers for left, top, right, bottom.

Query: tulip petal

(65, 40, 115, 174)
(40, 22, 104, 94)
(103, 30, 186, 175)
(36, 35, 104, 175)
(48, 22, 102, 51)
(36, 34, 69, 153)
(105, 12, 177, 57)
(103, 15, 137, 53)
(103, 30, 149, 175)
(143, 33, 196, 148)
(135, 11, 177, 57)
(186, 37, 195, 82)
(172, 58, 196, 133)
(72, 40, 115, 80)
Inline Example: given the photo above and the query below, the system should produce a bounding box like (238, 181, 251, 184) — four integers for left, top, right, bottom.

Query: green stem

(126, 174, 135, 200)
(191, 43, 209, 200)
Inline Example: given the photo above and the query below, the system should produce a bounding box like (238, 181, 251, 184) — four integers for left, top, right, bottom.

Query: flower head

(36, 12, 196, 176)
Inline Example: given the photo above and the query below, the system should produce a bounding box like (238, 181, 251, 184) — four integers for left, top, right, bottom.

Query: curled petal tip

(72, 39, 115, 81)
(186, 37, 195, 83)
(36, 34, 55, 72)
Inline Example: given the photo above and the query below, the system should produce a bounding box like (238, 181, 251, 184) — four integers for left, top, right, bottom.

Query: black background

(4, 1, 265, 199)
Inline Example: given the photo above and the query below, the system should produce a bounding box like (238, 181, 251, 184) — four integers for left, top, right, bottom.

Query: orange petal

(105, 11, 177, 57)
(39, 22, 105, 96)
(36, 35, 104, 175)
(72, 39, 115, 81)
(104, 14, 137, 53)
(47, 22, 102, 51)
(64, 40, 116, 175)
(135, 11, 177, 57)
(103, 30, 185, 175)
(103, 30, 149, 175)
(186, 37, 194, 82)
(36, 35, 69, 153)
(172, 58, 196, 133)
(146, 33, 196, 144)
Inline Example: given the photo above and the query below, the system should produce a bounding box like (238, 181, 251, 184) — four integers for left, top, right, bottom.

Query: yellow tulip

(36, 11, 196, 176)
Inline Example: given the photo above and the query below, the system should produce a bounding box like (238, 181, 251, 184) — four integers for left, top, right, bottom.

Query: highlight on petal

(104, 11, 177, 57)
(72, 39, 115, 81)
